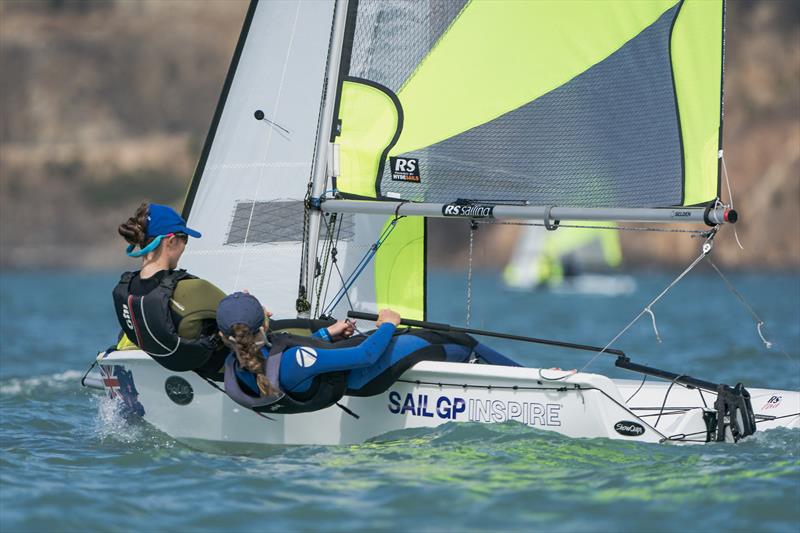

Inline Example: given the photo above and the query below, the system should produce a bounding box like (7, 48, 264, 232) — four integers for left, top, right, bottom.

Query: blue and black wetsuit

(235, 323, 519, 398)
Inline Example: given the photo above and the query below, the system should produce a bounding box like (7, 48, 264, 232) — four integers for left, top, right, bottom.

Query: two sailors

(110, 202, 517, 414)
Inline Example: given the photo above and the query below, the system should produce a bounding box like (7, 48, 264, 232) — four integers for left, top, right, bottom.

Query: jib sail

(179, 0, 335, 318)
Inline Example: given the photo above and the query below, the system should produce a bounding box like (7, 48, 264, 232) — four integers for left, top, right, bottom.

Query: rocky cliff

(1, 0, 797, 270)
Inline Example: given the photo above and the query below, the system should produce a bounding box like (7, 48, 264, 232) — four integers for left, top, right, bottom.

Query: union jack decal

(100, 364, 145, 417)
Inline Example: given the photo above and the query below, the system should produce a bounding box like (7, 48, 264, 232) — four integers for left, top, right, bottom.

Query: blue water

(1, 270, 799, 532)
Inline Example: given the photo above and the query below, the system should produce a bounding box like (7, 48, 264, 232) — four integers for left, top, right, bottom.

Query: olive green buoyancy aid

(112, 270, 225, 372)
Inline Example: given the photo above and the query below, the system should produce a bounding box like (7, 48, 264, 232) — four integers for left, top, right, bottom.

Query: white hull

(506, 274, 637, 297)
(93, 350, 799, 448)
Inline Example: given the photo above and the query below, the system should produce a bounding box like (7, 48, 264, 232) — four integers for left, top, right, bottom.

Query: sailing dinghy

(503, 223, 636, 295)
(84, 0, 799, 446)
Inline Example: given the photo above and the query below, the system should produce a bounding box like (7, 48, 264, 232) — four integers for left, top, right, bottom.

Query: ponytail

(118, 202, 151, 249)
(229, 324, 274, 397)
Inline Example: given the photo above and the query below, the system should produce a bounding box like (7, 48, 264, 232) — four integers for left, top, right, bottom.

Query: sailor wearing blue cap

(111, 202, 227, 375)
(122, 202, 202, 258)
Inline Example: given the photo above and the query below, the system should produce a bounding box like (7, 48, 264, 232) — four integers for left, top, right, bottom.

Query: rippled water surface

(1, 270, 799, 532)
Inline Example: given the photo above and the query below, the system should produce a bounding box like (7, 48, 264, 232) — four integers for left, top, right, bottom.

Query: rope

(720, 156, 744, 250)
(580, 229, 718, 372)
(653, 377, 683, 429)
(476, 219, 708, 235)
(297, 182, 313, 314)
(320, 216, 345, 315)
(465, 221, 476, 327)
(625, 374, 648, 403)
(80, 360, 99, 387)
(313, 213, 338, 317)
(707, 259, 797, 363)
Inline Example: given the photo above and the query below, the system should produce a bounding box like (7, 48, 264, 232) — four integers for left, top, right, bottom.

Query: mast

(320, 199, 737, 226)
(299, 0, 349, 317)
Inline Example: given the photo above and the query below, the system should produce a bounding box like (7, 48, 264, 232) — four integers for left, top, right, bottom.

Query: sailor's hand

(327, 319, 355, 339)
(261, 306, 272, 329)
(376, 308, 401, 327)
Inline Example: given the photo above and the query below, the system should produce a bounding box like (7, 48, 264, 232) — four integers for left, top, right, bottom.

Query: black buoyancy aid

(112, 270, 220, 372)
(223, 332, 351, 415)
(223, 328, 476, 414)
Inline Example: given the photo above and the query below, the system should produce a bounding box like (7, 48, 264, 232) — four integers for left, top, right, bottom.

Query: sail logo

(614, 420, 645, 437)
(390, 157, 421, 183)
(442, 203, 495, 218)
(387, 391, 562, 427)
(296, 347, 318, 368)
(761, 395, 782, 410)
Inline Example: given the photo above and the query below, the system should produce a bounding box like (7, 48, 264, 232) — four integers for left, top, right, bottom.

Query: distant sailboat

(503, 224, 636, 296)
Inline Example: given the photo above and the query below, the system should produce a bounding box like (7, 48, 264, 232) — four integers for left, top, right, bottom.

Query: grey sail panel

(380, 3, 684, 207)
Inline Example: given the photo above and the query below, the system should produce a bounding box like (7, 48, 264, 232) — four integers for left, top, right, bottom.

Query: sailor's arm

(287, 322, 396, 374)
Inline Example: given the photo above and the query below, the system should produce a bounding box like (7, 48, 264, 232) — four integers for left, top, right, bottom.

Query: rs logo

(393, 157, 417, 173)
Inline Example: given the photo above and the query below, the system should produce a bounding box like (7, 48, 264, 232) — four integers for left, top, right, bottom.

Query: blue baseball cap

(217, 292, 265, 335)
(147, 204, 201, 239)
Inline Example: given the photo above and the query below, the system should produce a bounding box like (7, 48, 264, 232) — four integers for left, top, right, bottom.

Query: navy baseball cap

(217, 292, 265, 335)
(147, 204, 201, 239)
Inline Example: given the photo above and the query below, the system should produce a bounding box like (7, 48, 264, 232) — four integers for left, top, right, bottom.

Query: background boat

(503, 224, 637, 296)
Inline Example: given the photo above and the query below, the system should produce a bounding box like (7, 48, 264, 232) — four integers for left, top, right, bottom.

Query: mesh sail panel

(348, 0, 468, 93)
(338, 0, 723, 208)
(385, 4, 682, 207)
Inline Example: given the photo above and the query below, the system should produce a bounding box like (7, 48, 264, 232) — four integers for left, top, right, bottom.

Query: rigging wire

(707, 258, 797, 363)
(320, 213, 345, 315)
(321, 215, 403, 317)
(313, 212, 338, 317)
(580, 228, 719, 372)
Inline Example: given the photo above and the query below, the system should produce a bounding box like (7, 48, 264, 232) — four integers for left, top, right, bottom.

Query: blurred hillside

(0, 0, 798, 270)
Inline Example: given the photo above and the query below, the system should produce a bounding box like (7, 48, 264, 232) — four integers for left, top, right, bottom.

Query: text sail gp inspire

(387, 391, 563, 427)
